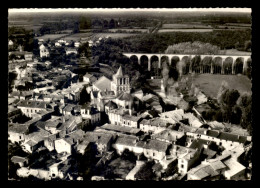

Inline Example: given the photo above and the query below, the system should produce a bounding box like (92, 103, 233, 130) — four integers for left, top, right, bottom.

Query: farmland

(158, 29, 214, 33)
(188, 74, 252, 98)
(63, 32, 140, 41)
(35, 34, 69, 41)
(162, 23, 212, 29)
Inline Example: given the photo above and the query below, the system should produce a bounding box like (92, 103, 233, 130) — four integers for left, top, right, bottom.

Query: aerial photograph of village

(8, 8, 252, 181)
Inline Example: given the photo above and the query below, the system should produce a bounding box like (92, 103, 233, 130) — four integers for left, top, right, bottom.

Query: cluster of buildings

(8, 61, 252, 180)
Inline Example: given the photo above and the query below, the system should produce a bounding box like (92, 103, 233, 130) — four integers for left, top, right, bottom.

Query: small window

(181, 164, 184, 168)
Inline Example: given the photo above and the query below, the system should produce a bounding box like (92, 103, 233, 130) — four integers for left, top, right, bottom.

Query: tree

(135, 161, 156, 180)
(244, 40, 251, 51)
(76, 142, 98, 180)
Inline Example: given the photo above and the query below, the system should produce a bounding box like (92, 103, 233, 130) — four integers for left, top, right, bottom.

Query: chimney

(204, 130, 207, 135)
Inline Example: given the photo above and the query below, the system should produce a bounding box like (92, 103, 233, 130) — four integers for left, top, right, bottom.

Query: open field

(93, 33, 140, 39)
(162, 23, 212, 29)
(59, 32, 140, 41)
(35, 34, 69, 41)
(158, 29, 214, 33)
(189, 74, 252, 98)
(221, 49, 251, 56)
(107, 29, 148, 33)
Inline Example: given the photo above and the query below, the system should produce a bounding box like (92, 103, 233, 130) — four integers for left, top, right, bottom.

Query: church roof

(114, 66, 123, 77)
(117, 92, 133, 101)
(105, 100, 118, 109)
(93, 76, 111, 91)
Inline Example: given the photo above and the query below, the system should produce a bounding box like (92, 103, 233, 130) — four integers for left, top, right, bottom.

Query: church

(90, 66, 132, 112)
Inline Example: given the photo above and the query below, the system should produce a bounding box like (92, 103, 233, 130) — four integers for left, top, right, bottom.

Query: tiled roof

(11, 156, 28, 164)
(122, 114, 141, 122)
(105, 100, 118, 109)
(101, 124, 141, 135)
(8, 124, 29, 134)
(144, 139, 170, 152)
(117, 92, 132, 101)
(189, 139, 210, 150)
(206, 130, 220, 138)
(152, 129, 185, 142)
(114, 135, 137, 147)
(17, 100, 47, 109)
(218, 132, 247, 144)
(93, 76, 111, 91)
(83, 132, 113, 145)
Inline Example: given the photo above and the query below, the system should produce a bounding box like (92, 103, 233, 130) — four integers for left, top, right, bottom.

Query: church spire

(115, 66, 123, 77)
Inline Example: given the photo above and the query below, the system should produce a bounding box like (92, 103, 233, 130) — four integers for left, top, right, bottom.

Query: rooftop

(100, 123, 141, 135)
(93, 76, 112, 91)
(8, 124, 29, 134)
(144, 139, 170, 152)
(17, 100, 47, 109)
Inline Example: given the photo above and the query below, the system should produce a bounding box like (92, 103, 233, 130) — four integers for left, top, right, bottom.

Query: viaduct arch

(123, 52, 251, 75)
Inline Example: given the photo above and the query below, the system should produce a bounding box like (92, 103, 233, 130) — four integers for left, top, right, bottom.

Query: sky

(9, 8, 251, 13)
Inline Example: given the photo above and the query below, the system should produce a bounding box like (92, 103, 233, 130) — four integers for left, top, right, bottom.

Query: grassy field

(162, 23, 212, 29)
(189, 74, 252, 98)
(220, 49, 251, 56)
(158, 29, 213, 33)
(35, 34, 69, 41)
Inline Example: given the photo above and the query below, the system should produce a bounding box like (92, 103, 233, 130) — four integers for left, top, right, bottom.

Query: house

(140, 118, 172, 134)
(80, 104, 101, 125)
(121, 114, 142, 129)
(74, 41, 80, 48)
(112, 135, 139, 155)
(100, 123, 142, 136)
(17, 100, 51, 118)
(187, 159, 227, 180)
(22, 130, 50, 153)
(55, 42, 62, 47)
(169, 144, 201, 174)
(223, 158, 246, 180)
(108, 107, 131, 125)
(151, 129, 185, 144)
(44, 134, 58, 151)
(143, 139, 171, 161)
(83, 73, 97, 84)
(9, 40, 14, 46)
(54, 137, 75, 154)
(8, 124, 29, 143)
(65, 47, 78, 55)
(24, 52, 33, 61)
(39, 44, 50, 58)
(81, 132, 114, 154)
(11, 156, 29, 167)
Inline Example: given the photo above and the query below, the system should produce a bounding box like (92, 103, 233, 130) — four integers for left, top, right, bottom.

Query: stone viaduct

(122, 53, 251, 74)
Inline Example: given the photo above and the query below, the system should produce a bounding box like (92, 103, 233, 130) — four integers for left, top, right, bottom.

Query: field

(220, 49, 251, 56)
(158, 29, 213, 33)
(189, 74, 252, 98)
(162, 23, 212, 29)
(35, 34, 69, 41)
(108, 29, 148, 33)
(60, 32, 140, 41)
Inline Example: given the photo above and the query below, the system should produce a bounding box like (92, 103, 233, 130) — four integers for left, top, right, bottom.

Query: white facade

(54, 139, 72, 154)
